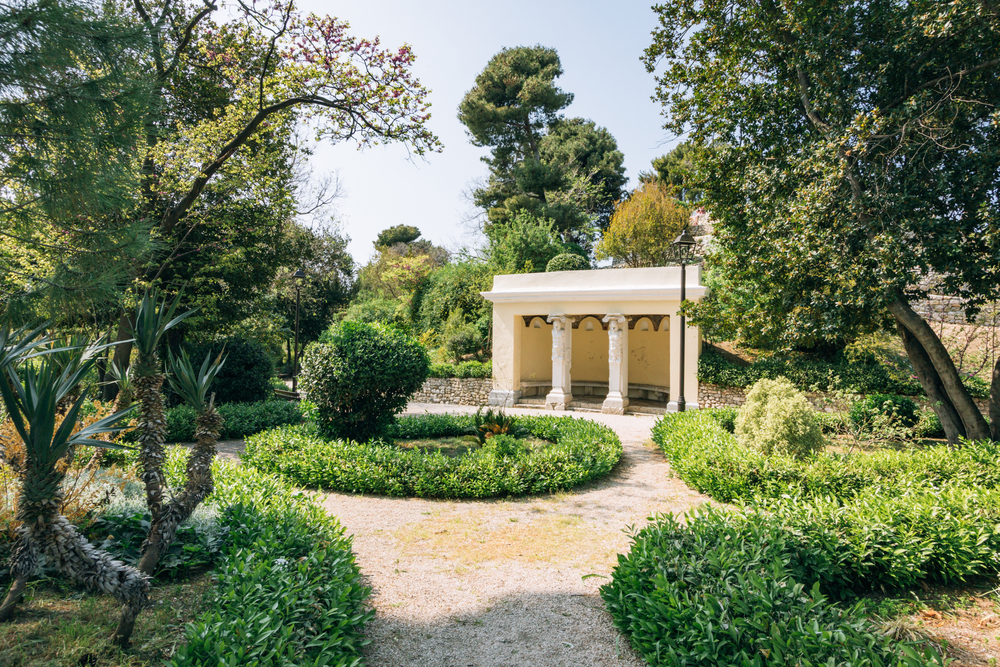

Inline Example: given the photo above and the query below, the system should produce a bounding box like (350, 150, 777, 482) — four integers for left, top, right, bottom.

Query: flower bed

(242, 413, 622, 499)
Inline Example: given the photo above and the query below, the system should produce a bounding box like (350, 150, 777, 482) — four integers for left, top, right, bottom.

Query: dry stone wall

(411, 378, 493, 406)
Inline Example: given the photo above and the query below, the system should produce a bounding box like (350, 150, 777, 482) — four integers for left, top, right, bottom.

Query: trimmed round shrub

(545, 253, 590, 272)
(242, 413, 622, 499)
(184, 337, 273, 405)
(735, 376, 824, 458)
(299, 321, 429, 442)
(849, 393, 920, 428)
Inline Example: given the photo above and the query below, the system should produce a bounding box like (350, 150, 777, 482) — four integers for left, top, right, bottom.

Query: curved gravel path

(317, 403, 708, 667)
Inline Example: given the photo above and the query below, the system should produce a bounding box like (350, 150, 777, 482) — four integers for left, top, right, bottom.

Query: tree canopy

(459, 46, 625, 243)
(644, 0, 1000, 442)
(594, 182, 690, 268)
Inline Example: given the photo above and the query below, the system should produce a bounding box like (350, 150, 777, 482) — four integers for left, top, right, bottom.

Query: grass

(0, 575, 211, 666)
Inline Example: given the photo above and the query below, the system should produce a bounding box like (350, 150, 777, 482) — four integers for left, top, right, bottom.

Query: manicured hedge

(427, 360, 492, 378)
(601, 507, 946, 667)
(698, 347, 990, 398)
(167, 459, 370, 666)
(119, 400, 303, 444)
(652, 410, 1000, 502)
(183, 337, 275, 405)
(242, 413, 621, 498)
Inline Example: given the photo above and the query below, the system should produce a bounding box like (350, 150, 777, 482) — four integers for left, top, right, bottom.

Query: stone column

(602, 314, 629, 414)
(544, 315, 573, 410)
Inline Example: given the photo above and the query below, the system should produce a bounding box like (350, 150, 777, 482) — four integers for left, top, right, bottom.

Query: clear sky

(295, 0, 680, 264)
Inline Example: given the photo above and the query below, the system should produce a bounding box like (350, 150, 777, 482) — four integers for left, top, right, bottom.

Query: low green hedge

(427, 360, 492, 378)
(121, 400, 303, 444)
(242, 413, 621, 498)
(698, 347, 990, 398)
(167, 459, 370, 666)
(602, 506, 947, 667)
(653, 410, 1000, 502)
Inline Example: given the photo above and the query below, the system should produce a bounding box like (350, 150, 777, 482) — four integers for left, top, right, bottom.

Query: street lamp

(672, 228, 697, 412)
(292, 268, 306, 392)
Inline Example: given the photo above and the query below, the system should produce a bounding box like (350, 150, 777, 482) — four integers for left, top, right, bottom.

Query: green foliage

(914, 409, 945, 439)
(485, 211, 569, 274)
(850, 394, 920, 429)
(594, 181, 691, 268)
(699, 346, 923, 395)
(299, 322, 429, 442)
(442, 308, 484, 362)
(375, 224, 421, 248)
(334, 296, 410, 331)
(86, 506, 225, 579)
(545, 253, 589, 272)
(735, 377, 825, 459)
(166, 461, 370, 667)
(643, 0, 1000, 351)
(468, 406, 524, 444)
(119, 400, 303, 444)
(648, 140, 707, 203)
(652, 410, 1000, 503)
(601, 507, 946, 667)
(412, 259, 492, 347)
(183, 337, 273, 405)
(427, 361, 492, 379)
(166, 349, 226, 415)
(241, 413, 621, 499)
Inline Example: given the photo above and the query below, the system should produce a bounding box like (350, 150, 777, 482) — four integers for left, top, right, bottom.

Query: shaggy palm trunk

(133, 354, 167, 522)
(0, 460, 150, 645)
(888, 297, 993, 443)
(137, 407, 223, 576)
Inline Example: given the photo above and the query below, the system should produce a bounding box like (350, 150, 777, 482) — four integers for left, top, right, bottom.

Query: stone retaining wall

(699, 382, 990, 414)
(411, 378, 493, 405)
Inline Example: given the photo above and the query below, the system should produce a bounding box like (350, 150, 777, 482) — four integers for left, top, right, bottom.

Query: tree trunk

(887, 297, 991, 441)
(896, 319, 966, 444)
(134, 370, 167, 523)
(138, 408, 222, 575)
(991, 355, 999, 443)
(0, 536, 36, 622)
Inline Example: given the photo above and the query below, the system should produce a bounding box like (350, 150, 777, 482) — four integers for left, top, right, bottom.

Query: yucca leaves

(166, 348, 226, 415)
(0, 345, 133, 468)
(129, 289, 195, 362)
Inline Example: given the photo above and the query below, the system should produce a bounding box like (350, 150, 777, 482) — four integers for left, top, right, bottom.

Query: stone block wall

(411, 378, 493, 405)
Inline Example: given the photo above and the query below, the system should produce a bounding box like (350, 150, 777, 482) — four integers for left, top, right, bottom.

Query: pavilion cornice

(481, 285, 708, 303)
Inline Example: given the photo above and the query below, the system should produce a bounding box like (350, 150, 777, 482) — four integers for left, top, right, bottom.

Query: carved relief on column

(544, 315, 573, 410)
(602, 314, 629, 414)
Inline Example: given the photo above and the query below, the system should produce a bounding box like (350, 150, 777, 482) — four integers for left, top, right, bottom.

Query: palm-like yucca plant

(0, 325, 149, 645)
(127, 290, 193, 528)
(136, 348, 225, 576)
(105, 359, 134, 414)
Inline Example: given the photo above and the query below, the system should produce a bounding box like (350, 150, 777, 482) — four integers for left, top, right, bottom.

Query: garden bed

(600, 408, 1000, 667)
(241, 412, 622, 499)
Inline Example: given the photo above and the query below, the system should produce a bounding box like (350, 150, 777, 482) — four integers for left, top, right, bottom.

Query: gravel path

(316, 403, 708, 667)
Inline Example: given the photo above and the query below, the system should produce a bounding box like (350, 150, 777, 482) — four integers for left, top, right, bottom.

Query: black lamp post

(672, 228, 697, 412)
(292, 268, 306, 392)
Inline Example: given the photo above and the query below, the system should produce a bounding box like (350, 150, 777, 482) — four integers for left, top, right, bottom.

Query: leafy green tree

(594, 182, 690, 267)
(649, 141, 707, 204)
(645, 0, 1000, 442)
(485, 212, 571, 275)
(0, 0, 153, 310)
(459, 46, 626, 242)
(375, 224, 422, 248)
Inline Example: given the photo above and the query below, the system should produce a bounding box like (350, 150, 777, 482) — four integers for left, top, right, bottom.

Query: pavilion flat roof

(481, 266, 707, 304)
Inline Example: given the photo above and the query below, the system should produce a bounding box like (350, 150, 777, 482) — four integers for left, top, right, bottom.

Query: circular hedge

(242, 413, 622, 499)
(546, 253, 590, 272)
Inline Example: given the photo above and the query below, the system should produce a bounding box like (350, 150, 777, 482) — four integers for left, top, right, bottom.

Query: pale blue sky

(296, 0, 679, 263)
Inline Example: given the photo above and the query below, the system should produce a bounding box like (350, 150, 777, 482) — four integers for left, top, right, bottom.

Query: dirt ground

(318, 403, 707, 667)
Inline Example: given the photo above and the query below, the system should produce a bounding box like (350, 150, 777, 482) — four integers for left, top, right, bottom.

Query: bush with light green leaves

(735, 376, 825, 458)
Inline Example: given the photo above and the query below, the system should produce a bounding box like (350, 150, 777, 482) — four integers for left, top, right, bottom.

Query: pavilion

(480, 266, 707, 414)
